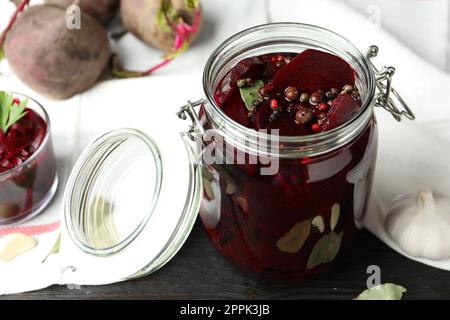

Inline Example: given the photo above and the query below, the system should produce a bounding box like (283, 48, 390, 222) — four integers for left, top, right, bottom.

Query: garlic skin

(385, 189, 450, 261)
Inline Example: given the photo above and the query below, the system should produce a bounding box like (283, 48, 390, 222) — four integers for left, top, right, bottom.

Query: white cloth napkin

(0, 0, 266, 294)
(1, 0, 450, 295)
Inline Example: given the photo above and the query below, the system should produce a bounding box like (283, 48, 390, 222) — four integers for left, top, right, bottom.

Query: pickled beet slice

(0, 110, 47, 173)
(221, 91, 252, 128)
(322, 94, 360, 131)
(214, 56, 265, 106)
(254, 101, 272, 130)
(273, 49, 355, 93)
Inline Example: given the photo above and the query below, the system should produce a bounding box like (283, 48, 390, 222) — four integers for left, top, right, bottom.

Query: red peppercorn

(270, 99, 279, 110)
(13, 98, 21, 105)
(270, 56, 277, 62)
(311, 123, 321, 133)
(318, 102, 328, 111)
(277, 55, 285, 61)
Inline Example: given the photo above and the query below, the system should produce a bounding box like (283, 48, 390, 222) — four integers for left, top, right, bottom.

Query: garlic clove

(0, 233, 37, 262)
(385, 189, 450, 261)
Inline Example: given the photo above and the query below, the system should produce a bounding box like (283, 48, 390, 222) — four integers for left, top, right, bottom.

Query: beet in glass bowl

(181, 23, 414, 280)
(0, 92, 58, 225)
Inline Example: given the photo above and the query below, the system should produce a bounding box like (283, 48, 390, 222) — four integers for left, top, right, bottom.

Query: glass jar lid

(62, 126, 202, 283)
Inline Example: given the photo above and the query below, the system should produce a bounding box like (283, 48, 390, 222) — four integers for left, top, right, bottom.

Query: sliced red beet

(322, 94, 360, 131)
(221, 91, 252, 128)
(273, 49, 355, 93)
(254, 101, 272, 130)
(0, 110, 47, 173)
(214, 56, 265, 106)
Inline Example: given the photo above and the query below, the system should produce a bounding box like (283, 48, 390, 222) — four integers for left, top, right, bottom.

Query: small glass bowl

(0, 92, 58, 225)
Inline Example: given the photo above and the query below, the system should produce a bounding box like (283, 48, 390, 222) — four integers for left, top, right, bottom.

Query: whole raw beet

(5, 5, 111, 100)
(45, 0, 119, 26)
(121, 0, 202, 52)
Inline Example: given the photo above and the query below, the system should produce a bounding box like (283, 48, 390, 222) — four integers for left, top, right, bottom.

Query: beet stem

(0, 0, 30, 50)
(142, 58, 174, 76)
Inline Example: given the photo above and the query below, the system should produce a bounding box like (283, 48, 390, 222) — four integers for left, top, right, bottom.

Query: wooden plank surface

(3, 222, 450, 300)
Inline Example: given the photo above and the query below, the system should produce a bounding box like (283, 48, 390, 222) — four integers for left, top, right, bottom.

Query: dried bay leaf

(276, 219, 311, 253)
(312, 215, 325, 233)
(42, 234, 61, 263)
(307, 231, 343, 269)
(239, 80, 264, 111)
(331, 203, 340, 231)
(355, 283, 407, 300)
(203, 178, 215, 200)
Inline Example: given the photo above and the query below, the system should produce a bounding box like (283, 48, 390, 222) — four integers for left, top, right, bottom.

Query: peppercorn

(331, 88, 339, 96)
(237, 79, 247, 88)
(309, 91, 323, 105)
(270, 99, 279, 110)
(295, 107, 313, 124)
(325, 90, 336, 100)
(246, 78, 254, 86)
(318, 102, 328, 111)
(284, 86, 299, 102)
(269, 109, 280, 122)
(342, 85, 354, 94)
(311, 123, 322, 133)
(299, 93, 310, 103)
(258, 87, 271, 100)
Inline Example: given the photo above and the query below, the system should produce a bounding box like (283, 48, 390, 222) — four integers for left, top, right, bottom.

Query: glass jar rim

(0, 91, 52, 179)
(202, 22, 376, 157)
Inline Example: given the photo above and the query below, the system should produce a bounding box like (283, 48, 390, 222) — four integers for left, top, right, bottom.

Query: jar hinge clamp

(366, 45, 415, 121)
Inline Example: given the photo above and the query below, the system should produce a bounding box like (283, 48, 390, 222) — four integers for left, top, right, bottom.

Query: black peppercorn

(269, 109, 280, 122)
(325, 90, 336, 100)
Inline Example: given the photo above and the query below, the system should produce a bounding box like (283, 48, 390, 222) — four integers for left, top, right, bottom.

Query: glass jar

(0, 92, 58, 225)
(177, 23, 414, 279)
(55, 23, 413, 286)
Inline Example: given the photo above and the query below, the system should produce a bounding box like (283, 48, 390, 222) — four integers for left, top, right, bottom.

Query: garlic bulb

(385, 189, 450, 261)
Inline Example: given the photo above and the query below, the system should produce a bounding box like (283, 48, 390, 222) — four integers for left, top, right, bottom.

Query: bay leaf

(312, 215, 325, 233)
(307, 231, 343, 269)
(203, 178, 215, 200)
(239, 80, 264, 111)
(330, 203, 340, 231)
(276, 219, 311, 253)
(42, 234, 61, 263)
(355, 283, 407, 300)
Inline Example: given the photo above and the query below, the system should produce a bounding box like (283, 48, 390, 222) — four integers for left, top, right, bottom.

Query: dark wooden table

(3, 222, 450, 300)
